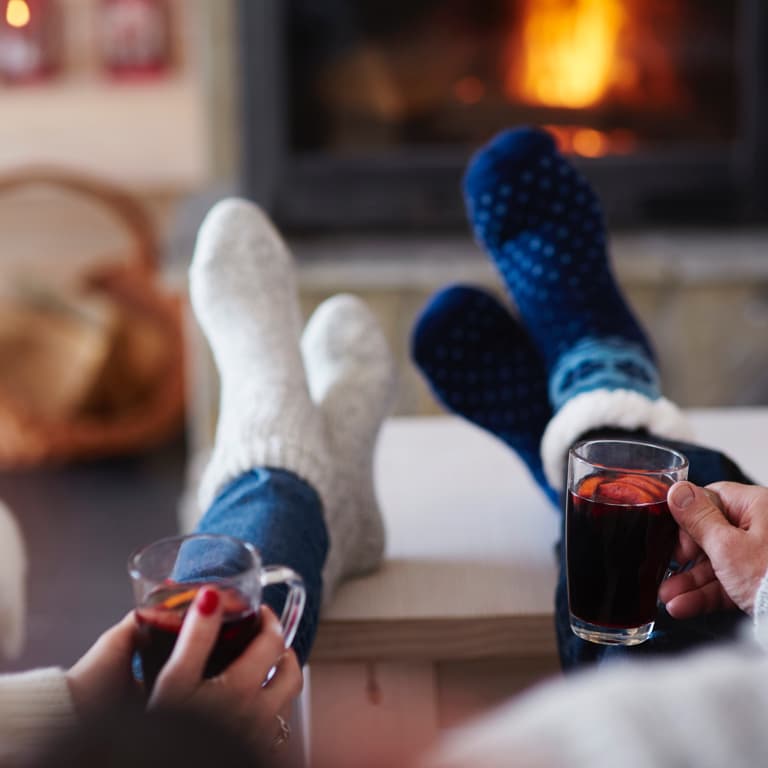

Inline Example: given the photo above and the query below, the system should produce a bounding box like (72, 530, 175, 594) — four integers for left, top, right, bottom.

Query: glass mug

(128, 533, 306, 692)
(566, 439, 688, 646)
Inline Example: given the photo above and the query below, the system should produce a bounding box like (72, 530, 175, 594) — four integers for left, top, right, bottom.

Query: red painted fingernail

(197, 587, 219, 616)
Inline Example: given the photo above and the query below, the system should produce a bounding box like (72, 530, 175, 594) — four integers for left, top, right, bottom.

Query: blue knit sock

(463, 127, 659, 411)
(411, 284, 557, 506)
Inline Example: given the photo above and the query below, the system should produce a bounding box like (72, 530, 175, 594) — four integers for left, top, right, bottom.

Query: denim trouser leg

(195, 468, 328, 667)
(556, 430, 754, 671)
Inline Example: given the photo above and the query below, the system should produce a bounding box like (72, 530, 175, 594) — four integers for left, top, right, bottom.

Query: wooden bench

(306, 410, 768, 768)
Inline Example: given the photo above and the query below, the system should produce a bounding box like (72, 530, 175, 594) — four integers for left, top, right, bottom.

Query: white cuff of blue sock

(541, 389, 694, 491)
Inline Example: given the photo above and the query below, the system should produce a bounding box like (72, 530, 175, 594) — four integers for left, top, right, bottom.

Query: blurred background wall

(2, 0, 768, 440)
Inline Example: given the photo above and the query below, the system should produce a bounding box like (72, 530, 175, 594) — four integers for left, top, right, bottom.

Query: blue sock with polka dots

(463, 127, 659, 412)
(411, 284, 558, 505)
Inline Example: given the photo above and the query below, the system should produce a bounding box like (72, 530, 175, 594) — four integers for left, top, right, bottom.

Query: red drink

(566, 473, 677, 629)
(135, 583, 260, 693)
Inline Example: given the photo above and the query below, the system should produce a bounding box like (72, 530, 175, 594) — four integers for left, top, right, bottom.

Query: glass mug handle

(260, 565, 306, 649)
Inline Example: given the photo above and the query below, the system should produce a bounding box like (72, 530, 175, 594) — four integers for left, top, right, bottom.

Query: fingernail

(670, 482, 695, 509)
(197, 587, 219, 616)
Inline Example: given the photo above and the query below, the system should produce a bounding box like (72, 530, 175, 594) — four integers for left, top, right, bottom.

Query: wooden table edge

(311, 613, 558, 662)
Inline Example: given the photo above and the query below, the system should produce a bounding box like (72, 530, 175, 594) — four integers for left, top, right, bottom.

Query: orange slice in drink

(577, 474, 602, 499)
(161, 588, 199, 610)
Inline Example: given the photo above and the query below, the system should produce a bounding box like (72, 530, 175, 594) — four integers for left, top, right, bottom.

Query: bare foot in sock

(301, 295, 396, 602)
(190, 198, 330, 513)
(188, 200, 395, 603)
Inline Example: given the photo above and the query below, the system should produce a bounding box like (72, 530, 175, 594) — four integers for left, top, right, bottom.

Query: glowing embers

(544, 125, 638, 158)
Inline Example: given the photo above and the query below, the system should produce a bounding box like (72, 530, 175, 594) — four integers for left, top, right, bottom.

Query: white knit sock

(301, 295, 396, 603)
(190, 199, 331, 512)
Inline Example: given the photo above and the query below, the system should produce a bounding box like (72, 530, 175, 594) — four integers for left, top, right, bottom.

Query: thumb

(97, 611, 137, 657)
(667, 481, 735, 558)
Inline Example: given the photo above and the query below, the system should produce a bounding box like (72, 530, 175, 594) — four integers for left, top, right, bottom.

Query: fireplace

(238, 0, 768, 231)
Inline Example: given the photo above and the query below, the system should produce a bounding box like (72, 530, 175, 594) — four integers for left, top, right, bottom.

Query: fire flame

(6, 0, 31, 28)
(508, 0, 625, 109)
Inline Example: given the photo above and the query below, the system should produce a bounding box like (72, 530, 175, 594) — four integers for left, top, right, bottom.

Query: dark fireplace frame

(238, 0, 768, 231)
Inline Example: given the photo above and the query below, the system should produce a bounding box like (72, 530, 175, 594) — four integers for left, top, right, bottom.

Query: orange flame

(6, 0, 31, 28)
(508, 0, 626, 109)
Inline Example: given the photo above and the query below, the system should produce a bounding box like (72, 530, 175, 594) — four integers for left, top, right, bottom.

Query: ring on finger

(271, 713, 291, 750)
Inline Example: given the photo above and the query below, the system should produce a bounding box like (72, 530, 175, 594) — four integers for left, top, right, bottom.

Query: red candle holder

(99, 0, 171, 80)
(0, 0, 60, 84)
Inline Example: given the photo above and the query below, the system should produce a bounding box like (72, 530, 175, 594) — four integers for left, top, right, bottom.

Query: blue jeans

(556, 430, 752, 670)
(195, 468, 328, 667)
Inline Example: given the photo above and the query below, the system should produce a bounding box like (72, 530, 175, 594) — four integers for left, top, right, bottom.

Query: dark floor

(0, 435, 187, 672)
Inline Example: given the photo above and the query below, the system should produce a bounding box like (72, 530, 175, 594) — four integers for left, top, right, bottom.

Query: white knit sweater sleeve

(0, 499, 26, 661)
(424, 640, 768, 768)
(753, 566, 768, 649)
(0, 668, 76, 761)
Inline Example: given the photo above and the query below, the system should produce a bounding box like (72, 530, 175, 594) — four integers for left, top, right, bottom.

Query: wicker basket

(0, 169, 185, 467)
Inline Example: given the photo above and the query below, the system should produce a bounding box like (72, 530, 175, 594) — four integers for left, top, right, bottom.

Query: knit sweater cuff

(753, 567, 768, 650)
(0, 668, 76, 760)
